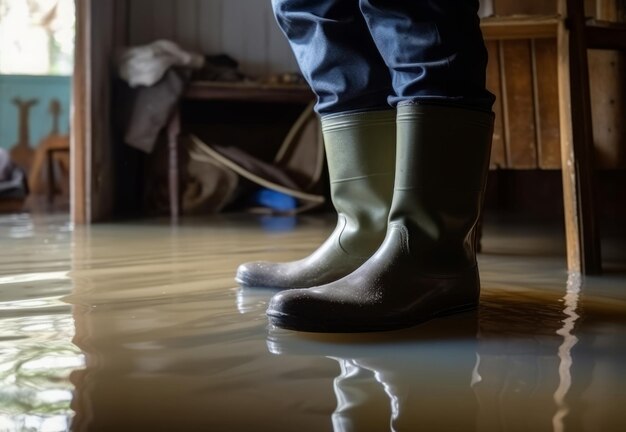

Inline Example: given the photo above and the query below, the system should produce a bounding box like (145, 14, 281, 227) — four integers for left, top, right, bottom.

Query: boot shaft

(390, 104, 494, 274)
(321, 110, 397, 254)
(322, 110, 397, 182)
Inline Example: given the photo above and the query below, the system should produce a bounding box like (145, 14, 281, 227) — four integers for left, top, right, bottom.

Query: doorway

(0, 0, 75, 214)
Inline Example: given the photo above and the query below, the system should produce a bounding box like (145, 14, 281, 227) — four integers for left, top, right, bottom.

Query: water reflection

(0, 216, 80, 432)
(268, 313, 481, 432)
(4, 212, 625, 431)
(0, 314, 81, 432)
(552, 273, 582, 432)
(263, 280, 626, 432)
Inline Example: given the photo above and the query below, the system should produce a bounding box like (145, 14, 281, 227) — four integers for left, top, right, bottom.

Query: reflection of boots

(268, 313, 479, 431)
(236, 110, 395, 289)
(330, 358, 392, 432)
(268, 105, 494, 332)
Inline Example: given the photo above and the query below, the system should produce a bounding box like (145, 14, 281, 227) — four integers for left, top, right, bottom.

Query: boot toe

(236, 261, 313, 289)
(267, 288, 358, 332)
(235, 262, 279, 288)
(235, 258, 352, 290)
(266, 289, 319, 329)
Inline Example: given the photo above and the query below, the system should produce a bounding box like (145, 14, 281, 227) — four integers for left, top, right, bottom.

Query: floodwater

(1, 213, 625, 432)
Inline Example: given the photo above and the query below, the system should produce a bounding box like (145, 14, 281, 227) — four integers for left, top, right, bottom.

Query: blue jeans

(272, 0, 495, 116)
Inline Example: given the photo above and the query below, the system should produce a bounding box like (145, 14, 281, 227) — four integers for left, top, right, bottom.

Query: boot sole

(235, 274, 300, 290)
(234, 273, 256, 287)
(235, 271, 283, 289)
(267, 302, 478, 333)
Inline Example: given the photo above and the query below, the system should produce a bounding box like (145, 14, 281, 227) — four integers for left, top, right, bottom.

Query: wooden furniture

(10, 98, 38, 173)
(27, 100, 71, 203)
(166, 81, 314, 221)
(558, 0, 626, 274)
(28, 134, 70, 202)
(46, 145, 70, 203)
(480, 0, 626, 274)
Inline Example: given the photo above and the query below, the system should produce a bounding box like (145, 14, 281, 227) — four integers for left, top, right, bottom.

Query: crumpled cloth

(122, 68, 191, 154)
(0, 148, 28, 198)
(117, 40, 204, 88)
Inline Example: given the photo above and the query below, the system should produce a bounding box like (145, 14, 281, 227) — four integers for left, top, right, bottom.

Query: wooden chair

(480, 0, 626, 275)
(28, 134, 70, 202)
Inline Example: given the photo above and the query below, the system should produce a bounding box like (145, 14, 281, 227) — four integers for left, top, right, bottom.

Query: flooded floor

(1, 212, 625, 432)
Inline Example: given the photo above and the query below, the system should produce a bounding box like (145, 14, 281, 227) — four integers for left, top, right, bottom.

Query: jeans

(272, 0, 495, 116)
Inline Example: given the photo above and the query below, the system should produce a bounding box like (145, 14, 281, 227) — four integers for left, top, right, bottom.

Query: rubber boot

(236, 110, 396, 289)
(267, 104, 494, 332)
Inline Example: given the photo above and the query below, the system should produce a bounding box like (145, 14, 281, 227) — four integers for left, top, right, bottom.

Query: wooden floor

(0, 212, 625, 432)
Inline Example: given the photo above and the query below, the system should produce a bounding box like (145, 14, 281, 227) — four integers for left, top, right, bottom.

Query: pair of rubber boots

(236, 104, 494, 333)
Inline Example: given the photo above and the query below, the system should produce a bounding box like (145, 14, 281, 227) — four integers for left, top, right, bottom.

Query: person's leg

(270, 0, 393, 115)
(236, 0, 396, 289)
(266, 1, 496, 331)
(359, 0, 495, 111)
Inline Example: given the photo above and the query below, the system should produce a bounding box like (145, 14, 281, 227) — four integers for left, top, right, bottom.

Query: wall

(124, 0, 568, 77)
(127, 0, 298, 77)
(0, 75, 71, 150)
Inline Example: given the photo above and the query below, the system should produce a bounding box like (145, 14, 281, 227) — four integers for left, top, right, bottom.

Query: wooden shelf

(185, 81, 314, 104)
(585, 19, 626, 50)
(481, 15, 560, 40)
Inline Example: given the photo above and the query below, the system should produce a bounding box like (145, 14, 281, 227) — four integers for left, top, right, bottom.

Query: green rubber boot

(267, 104, 494, 332)
(236, 110, 396, 289)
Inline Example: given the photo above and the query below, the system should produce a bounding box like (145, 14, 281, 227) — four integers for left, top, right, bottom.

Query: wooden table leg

(46, 149, 56, 204)
(167, 110, 181, 222)
(557, 3, 602, 275)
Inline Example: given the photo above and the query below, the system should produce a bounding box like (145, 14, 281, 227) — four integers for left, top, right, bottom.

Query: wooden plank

(125, 0, 299, 74)
(128, 0, 154, 45)
(494, 0, 556, 15)
(586, 24, 626, 49)
(485, 41, 507, 168)
(481, 16, 559, 41)
(498, 41, 511, 168)
(241, 0, 270, 77)
(534, 38, 562, 169)
(176, 0, 200, 51)
(167, 112, 181, 221)
(530, 40, 542, 164)
(501, 40, 538, 168)
(198, 0, 222, 55)
(185, 82, 313, 103)
(557, 0, 602, 274)
(589, 2, 626, 169)
(71, 0, 88, 224)
(588, 50, 626, 169)
(153, 0, 176, 41)
(585, 0, 598, 16)
(221, 1, 245, 69)
(557, 17, 582, 274)
(72, 0, 130, 223)
(596, 0, 625, 21)
(113, 0, 129, 47)
(89, 0, 116, 221)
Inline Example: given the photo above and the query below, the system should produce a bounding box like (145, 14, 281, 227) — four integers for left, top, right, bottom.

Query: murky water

(1, 213, 625, 432)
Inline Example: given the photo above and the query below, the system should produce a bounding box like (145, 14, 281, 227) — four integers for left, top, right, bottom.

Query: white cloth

(117, 40, 205, 87)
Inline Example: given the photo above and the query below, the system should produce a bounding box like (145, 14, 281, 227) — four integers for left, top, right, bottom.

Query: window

(0, 0, 75, 75)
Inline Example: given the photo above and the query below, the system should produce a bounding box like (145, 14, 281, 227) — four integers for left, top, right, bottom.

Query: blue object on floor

(252, 188, 297, 213)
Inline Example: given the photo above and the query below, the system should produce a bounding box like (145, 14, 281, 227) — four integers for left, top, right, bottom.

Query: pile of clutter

(116, 40, 323, 216)
(0, 148, 28, 211)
